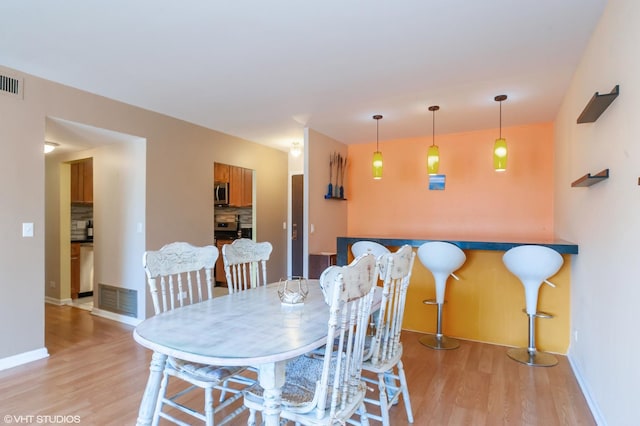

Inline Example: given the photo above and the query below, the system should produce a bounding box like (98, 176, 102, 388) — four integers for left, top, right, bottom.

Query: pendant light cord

(499, 100, 502, 139)
(432, 108, 436, 147)
(376, 119, 379, 151)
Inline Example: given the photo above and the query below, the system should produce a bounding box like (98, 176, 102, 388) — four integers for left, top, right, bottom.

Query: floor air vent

(0, 73, 23, 99)
(98, 284, 137, 318)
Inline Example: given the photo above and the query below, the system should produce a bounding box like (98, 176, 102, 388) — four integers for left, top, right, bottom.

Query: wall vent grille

(98, 284, 137, 318)
(0, 73, 23, 99)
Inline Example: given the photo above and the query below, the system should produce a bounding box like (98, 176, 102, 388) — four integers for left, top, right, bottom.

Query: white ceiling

(1, 1, 607, 152)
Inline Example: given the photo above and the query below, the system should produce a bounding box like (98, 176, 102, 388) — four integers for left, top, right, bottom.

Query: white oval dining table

(134, 280, 339, 426)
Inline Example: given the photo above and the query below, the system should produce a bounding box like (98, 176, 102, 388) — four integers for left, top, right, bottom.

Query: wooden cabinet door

(70, 162, 81, 203)
(242, 168, 253, 207)
(214, 162, 230, 183)
(229, 166, 243, 207)
(70, 243, 81, 299)
(83, 158, 93, 203)
(70, 158, 93, 203)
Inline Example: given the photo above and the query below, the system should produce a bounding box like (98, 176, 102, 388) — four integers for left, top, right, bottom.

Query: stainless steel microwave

(214, 182, 229, 206)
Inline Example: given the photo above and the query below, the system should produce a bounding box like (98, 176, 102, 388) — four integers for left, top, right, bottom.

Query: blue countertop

(336, 236, 578, 266)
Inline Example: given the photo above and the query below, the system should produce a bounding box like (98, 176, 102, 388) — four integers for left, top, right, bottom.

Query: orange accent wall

(347, 123, 555, 241)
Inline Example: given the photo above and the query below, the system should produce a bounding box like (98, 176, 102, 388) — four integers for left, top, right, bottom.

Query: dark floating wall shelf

(571, 169, 609, 187)
(577, 85, 619, 123)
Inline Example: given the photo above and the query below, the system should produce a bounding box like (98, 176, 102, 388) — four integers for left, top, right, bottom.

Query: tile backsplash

(71, 203, 93, 241)
(214, 206, 252, 227)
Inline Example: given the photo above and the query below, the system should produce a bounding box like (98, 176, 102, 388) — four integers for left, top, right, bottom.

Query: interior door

(291, 174, 304, 277)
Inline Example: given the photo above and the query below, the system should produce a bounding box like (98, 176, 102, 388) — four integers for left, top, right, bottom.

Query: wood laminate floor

(0, 305, 595, 425)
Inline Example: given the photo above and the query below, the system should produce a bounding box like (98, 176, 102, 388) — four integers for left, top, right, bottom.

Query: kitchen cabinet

(70, 243, 81, 299)
(215, 238, 234, 286)
(213, 162, 252, 207)
(242, 167, 253, 207)
(229, 166, 253, 207)
(214, 162, 230, 183)
(70, 158, 93, 203)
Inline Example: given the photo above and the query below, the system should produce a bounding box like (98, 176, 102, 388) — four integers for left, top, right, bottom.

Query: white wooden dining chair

(222, 238, 273, 293)
(143, 242, 253, 426)
(243, 253, 378, 425)
(362, 244, 415, 425)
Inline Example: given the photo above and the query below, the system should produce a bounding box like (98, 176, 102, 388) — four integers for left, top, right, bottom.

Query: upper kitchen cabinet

(214, 162, 230, 183)
(241, 167, 253, 207)
(70, 158, 93, 203)
(215, 162, 253, 207)
(229, 166, 253, 207)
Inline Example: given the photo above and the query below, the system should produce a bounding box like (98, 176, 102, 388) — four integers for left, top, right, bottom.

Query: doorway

(291, 174, 304, 277)
(44, 117, 147, 326)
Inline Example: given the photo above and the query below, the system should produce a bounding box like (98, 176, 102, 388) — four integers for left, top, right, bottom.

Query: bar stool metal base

(419, 334, 460, 350)
(507, 347, 558, 367)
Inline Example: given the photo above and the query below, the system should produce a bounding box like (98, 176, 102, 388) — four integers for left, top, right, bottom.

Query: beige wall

(554, 0, 640, 424)
(0, 65, 288, 363)
(306, 128, 348, 260)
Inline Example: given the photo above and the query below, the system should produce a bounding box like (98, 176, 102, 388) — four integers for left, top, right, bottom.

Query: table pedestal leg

(136, 352, 167, 426)
(259, 361, 286, 426)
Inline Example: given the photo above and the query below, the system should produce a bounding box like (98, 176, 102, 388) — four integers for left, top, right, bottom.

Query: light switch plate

(22, 222, 34, 237)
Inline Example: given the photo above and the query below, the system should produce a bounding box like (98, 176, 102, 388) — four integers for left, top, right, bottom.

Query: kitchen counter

(336, 235, 579, 354)
(337, 236, 578, 265)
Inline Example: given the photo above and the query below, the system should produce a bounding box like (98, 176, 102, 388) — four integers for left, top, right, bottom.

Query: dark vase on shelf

(326, 183, 333, 199)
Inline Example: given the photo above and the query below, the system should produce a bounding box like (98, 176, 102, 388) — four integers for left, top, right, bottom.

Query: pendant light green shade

(372, 151, 383, 179)
(493, 137, 507, 172)
(427, 145, 440, 175)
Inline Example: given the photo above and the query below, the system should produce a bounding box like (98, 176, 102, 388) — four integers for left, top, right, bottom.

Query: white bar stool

(351, 240, 390, 259)
(503, 245, 563, 366)
(417, 241, 466, 350)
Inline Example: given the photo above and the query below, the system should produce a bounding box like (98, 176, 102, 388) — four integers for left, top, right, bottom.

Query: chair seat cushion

(245, 354, 342, 413)
(168, 357, 246, 382)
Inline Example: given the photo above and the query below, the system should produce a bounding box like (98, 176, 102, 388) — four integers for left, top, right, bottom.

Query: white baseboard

(91, 308, 142, 326)
(0, 347, 49, 372)
(44, 296, 72, 305)
(567, 352, 605, 425)
(44, 299, 142, 327)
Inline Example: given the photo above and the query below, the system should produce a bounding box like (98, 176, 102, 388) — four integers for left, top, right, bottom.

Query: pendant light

(493, 95, 508, 172)
(427, 105, 440, 175)
(44, 142, 58, 154)
(290, 141, 301, 157)
(372, 114, 383, 179)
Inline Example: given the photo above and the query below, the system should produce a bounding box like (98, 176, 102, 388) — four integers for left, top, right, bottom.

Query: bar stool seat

(417, 241, 466, 350)
(503, 245, 563, 366)
(351, 240, 390, 259)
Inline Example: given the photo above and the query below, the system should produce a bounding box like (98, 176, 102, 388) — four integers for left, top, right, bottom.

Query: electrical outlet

(574, 329, 579, 342)
(49, 281, 56, 288)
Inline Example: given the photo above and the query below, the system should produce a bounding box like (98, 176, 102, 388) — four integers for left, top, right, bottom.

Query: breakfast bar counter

(337, 236, 579, 354)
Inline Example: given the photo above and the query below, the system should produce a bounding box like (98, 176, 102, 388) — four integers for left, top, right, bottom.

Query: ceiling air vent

(0, 73, 23, 99)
